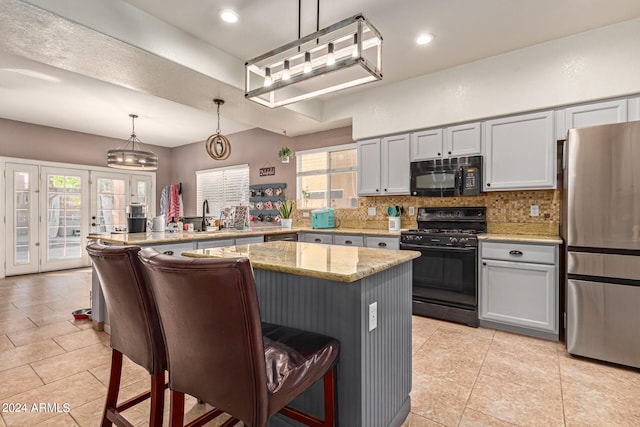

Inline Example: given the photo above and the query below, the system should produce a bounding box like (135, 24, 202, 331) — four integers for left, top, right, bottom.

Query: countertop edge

(182, 242, 421, 283)
(479, 234, 563, 244)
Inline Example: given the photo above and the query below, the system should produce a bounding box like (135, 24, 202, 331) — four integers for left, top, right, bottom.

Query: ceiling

(2, 0, 640, 148)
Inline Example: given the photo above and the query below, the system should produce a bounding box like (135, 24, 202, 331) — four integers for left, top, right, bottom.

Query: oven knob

(449, 237, 458, 245)
(459, 238, 468, 246)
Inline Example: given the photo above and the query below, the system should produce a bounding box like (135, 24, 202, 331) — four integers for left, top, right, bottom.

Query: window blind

(196, 164, 249, 217)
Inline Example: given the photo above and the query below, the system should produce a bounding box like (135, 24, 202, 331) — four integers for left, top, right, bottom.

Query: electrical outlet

(530, 205, 540, 217)
(368, 207, 377, 216)
(302, 212, 309, 217)
(408, 206, 415, 216)
(368, 302, 378, 332)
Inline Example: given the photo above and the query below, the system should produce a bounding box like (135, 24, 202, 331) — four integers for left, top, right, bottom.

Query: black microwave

(410, 155, 483, 197)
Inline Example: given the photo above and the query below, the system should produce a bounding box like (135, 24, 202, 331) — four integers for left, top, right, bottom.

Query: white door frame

(1, 156, 155, 278)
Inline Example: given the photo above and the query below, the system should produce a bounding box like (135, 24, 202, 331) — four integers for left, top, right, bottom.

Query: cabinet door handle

(378, 242, 387, 247)
(437, 152, 441, 156)
(448, 151, 452, 155)
(376, 189, 379, 192)
(509, 250, 523, 256)
(345, 240, 353, 245)
(314, 238, 321, 243)
(482, 262, 487, 266)
(163, 250, 174, 256)
(486, 183, 491, 187)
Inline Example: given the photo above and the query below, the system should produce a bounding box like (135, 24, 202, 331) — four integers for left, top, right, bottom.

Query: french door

(90, 172, 153, 234)
(6, 164, 39, 275)
(41, 167, 90, 271)
(4, 160, 154, 277)
(5, 164, 89, 275)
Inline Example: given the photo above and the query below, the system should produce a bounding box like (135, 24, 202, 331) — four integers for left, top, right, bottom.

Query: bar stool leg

(149, 372, 166, 427)
(101, 350, 124, 427)
(170, 390, 185, 427)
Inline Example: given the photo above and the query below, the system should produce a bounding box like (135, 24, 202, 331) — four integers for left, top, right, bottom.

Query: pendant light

(244, 0, 382, 109)
(107, 114, 158, 170)
(205, 99, 231, 160)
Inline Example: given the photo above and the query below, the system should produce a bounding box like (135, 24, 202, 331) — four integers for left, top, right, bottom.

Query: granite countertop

(86, 227, 301, 245)
(298, 227, 402, 236)
(86, 226, 402, 245)
(182, 241, 420, 283)
(479, 233, 563, 244)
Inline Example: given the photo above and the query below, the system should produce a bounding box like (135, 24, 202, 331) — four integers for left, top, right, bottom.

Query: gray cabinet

(443, 122, 482, 157)
(151, 242, 196, 257)
(196, 239, 234, 249)
(301, 233, 334, 244)
(410, 123, 481, 161)
(299, 232, 400, 249)
(332, 234, 364, 247)
(479, 241, 558, 340)
(357, 135, 411, 196)
(484, 110, 556, 191)
(557, 98, 628, 139)
(365, 235, 400, 250)
(235, 235, 265, 245)
(410, 129, 443, 161)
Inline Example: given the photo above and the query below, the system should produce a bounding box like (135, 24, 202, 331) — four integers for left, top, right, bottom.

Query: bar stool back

(138, 249, 339, 427)
(86, 241, 167, 427)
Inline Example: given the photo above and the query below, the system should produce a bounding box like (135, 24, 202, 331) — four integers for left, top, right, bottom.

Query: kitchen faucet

(202, 200, 209, 231)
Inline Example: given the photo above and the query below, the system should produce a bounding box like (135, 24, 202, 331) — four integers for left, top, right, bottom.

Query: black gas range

(401, 207, 486, 326)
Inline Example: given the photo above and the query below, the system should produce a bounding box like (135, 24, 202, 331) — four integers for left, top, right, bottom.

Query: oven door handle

(400, 243, 477, 252)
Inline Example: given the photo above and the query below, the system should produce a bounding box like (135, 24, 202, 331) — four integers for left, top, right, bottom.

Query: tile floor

(0, 268, 638, 426)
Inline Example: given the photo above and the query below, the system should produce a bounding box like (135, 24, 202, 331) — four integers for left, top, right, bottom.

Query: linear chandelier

(107, 114, 158, 171)
(245, 13, 382, 108)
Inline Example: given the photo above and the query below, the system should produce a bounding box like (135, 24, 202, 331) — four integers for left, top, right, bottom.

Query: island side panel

(255, 269, 362, 426)
(254, 262, 412, 427)
(361, 263, 413, 427)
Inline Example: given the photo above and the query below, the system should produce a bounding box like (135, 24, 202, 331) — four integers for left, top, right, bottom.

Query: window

(196, 164, 250, 216)
(296, 144, 357, 209)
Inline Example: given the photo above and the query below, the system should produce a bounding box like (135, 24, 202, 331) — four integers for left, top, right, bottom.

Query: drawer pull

(314, 238, 322, 243)
(345, 240, 353, 245)
(378, 242, 387, 247)
(163, 250, 174, 256)
(509, 250, 523, 256)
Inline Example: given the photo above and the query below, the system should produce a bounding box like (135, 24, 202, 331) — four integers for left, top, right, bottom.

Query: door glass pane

(14, 171, 31, 265)
(97, 177, 127, 233)
(47, 174, 83, 261)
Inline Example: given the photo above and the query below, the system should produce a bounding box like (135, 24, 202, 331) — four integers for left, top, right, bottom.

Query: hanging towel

(168, 184, 180, 222)
(160, 185, 170, 220)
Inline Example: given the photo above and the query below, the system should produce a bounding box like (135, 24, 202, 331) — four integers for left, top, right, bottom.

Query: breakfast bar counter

(182, 241, 419, 427)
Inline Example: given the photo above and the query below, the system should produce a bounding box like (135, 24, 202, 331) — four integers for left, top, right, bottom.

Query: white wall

(324, 18, 640, 140)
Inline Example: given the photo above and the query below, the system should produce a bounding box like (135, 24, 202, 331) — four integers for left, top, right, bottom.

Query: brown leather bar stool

(138, 249, 340, 427)
(86, 241, 168, 427)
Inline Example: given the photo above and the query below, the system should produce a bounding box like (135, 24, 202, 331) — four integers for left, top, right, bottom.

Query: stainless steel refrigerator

(562, 121, 640, 368)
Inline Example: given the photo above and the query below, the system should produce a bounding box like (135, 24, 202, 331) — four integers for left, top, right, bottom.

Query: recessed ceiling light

(219, 9, 239, 23)
(416, 33, 435, 45)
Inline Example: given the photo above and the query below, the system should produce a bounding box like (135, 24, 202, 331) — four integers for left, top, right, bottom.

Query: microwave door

(454, 167, 463, 196)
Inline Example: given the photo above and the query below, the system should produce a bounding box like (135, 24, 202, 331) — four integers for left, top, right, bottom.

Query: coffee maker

(126, 202, 147, 233)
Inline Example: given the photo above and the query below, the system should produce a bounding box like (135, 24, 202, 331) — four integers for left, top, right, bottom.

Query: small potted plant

(278, 197, 294, 229)
(278, 146, 293, 163)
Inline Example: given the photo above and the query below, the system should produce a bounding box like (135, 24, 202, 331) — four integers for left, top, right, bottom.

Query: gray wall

(1, 118, 352, 217)
(171, 126, 353, 216)
(0, 118, 173, 205)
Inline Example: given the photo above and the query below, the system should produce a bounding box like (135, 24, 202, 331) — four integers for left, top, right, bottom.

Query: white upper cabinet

(484, 110, 555, 191)
(629, 96, 640, 121)
(410, 129, 443, 161)
(411, 123, 481, 161)
(443, 122, 482, 157)
(357, 138, 382, 195)
(556, 99, 628, 139)
(381, 134, 411, 195)
(357, 134, 411, 196)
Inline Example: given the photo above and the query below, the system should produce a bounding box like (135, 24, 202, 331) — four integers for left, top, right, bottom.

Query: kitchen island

(183, 241, 419, 427)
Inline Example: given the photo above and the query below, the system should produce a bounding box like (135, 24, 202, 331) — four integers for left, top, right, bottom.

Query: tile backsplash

(292, 190, 560, 236)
